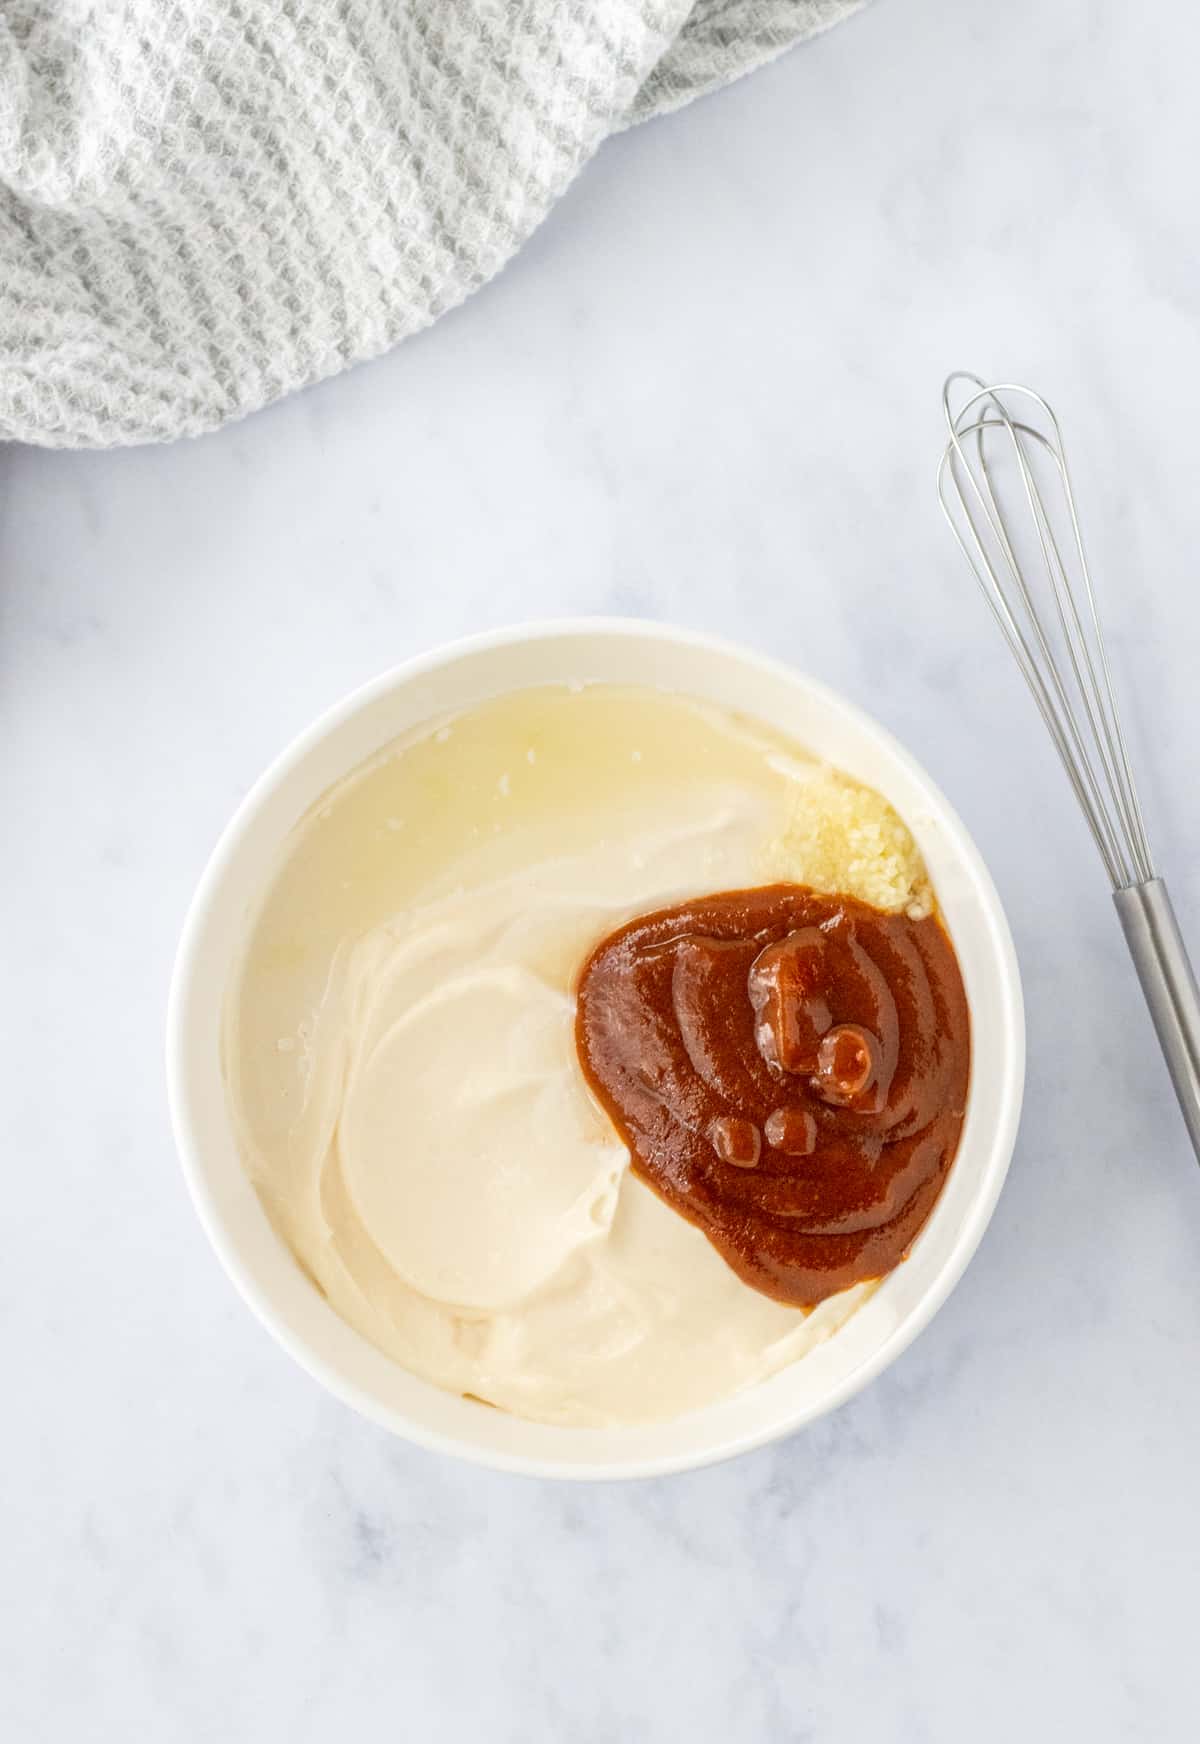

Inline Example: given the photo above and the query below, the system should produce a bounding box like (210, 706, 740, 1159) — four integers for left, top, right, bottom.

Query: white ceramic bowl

(168, 620, 1024, 1480)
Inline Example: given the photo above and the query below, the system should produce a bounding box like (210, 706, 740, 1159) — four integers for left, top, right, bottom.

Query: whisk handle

(1113, 878, 1200, 1167)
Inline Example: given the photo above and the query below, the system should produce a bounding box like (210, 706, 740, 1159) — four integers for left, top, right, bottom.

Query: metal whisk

(937, 374, 1200, 1165)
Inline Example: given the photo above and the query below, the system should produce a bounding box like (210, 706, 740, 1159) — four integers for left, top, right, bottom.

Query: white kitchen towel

(0, 0, 861, 447)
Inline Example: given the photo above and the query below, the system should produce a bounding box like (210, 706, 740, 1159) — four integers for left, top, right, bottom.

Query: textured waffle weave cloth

(1, 0, 860, 445)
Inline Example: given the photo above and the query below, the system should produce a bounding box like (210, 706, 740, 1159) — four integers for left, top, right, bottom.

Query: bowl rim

(167, 616, 1025, 1480)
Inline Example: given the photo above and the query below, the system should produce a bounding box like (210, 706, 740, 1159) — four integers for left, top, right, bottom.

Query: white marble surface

(5, 0, 1200, 1736)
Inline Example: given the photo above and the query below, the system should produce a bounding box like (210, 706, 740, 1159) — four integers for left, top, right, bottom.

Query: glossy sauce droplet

(708, 1116, 761, 1168)
(747, 928, 832, 1074)
(763, 1107, 818, 1156)
(813, 1024, 878, 1106)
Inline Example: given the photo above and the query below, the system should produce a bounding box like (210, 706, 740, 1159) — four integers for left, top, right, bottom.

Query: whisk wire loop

(937, 375, 1154, 890)
(937, 372, 1200, 1167)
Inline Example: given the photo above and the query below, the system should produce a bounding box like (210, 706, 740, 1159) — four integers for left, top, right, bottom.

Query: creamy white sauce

(224, 687, 921, 1426)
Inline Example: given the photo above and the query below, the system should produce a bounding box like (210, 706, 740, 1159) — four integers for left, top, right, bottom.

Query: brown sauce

(575, 885, 970, 1308)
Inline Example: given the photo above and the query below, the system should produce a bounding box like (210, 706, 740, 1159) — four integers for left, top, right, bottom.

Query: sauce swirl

(576, 885, 970, 1308)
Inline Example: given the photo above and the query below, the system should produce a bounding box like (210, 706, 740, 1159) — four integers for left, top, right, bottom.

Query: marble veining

(3, 0, 1199, 1737)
